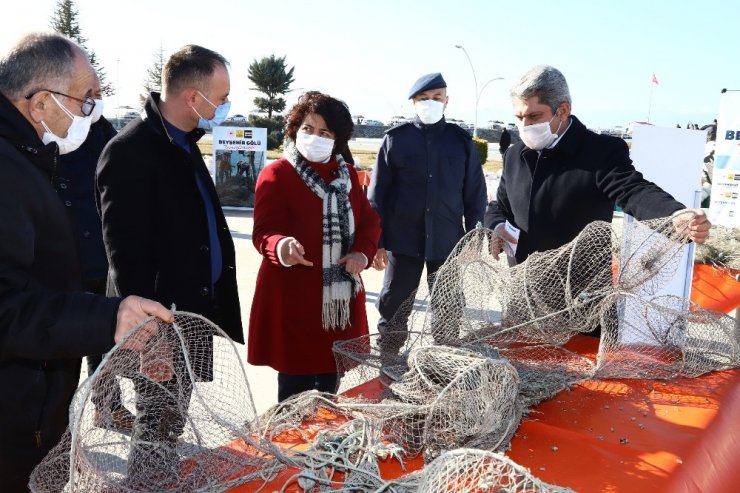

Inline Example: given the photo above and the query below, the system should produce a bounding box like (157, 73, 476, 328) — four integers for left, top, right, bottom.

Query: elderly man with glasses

(0, 32, 172, 492)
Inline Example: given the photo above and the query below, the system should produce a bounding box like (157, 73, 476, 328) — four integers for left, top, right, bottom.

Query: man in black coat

(0, 32, 172, 492)
(485, 65, 711, 265)
(498, 127, 511, 157)
(368, 73, 486, 354)
(55, 75, 131, 431)
(96, 45, 243, 485)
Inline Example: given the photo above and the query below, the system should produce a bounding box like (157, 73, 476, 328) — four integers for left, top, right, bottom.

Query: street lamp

(454, 45, 503, 138)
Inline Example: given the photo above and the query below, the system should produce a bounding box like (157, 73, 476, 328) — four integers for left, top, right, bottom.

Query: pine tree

(50, 0, 115, 96)
(247, 55, 295, 119)
(139, 46, 164, 108)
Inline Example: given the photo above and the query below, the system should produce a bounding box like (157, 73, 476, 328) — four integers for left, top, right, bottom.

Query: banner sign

(212, 126, 268, 208)
(709, 90, 740, 227)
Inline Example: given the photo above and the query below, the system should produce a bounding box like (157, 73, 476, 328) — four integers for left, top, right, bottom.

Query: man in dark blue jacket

(56, 75, 131, 432)
(368, 73, 486, 354)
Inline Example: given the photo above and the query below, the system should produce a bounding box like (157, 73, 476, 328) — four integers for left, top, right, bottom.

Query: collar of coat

(142, 91, 206, 147)
(0, 91, 60, 179)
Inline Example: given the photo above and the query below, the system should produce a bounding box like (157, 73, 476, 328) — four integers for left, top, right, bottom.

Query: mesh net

(31, 213, 739, 492)
(29, 313, 272, 493)
(417, 448, 574, 493)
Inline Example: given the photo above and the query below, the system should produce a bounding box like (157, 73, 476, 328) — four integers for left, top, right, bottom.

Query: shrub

(248, 114, 285, 150)
(473, 137, 488, 166)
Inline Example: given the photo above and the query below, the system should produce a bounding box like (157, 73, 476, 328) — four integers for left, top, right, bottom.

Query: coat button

(200, 286, 210, 297)
(64, 200, 72, 207)
(200, 245, 210, 253)
(59, 183, 68, 189)
(428, 174, 433, 178)
(83, 230, 91, 238)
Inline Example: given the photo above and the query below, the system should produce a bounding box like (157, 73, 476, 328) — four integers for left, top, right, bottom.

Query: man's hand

(372, 248, 389, 271)
(490, 223, 518, 261)
(115, 296, 173, 351)
(338, 252, 367, 274)
(280, 238, 314, 267)
(672, 208, 712, 244)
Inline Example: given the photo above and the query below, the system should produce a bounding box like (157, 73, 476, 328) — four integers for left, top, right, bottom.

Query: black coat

(499, 128, 511, 154)
(56, 117, 117, 283)
(368, 117, 487, 261)
(96, 93, 244, 343)
(485, 116, 685, 263)
(0, 93, 120, 487)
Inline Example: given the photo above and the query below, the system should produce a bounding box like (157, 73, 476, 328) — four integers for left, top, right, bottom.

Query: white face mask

(193, 91, 231, 130)
(414, 99, 445, 125)
(296, 131, 335, 163)
(90, 98, 104, 123)
(518, 114, 562, 150)
(41, 93, 93, 154)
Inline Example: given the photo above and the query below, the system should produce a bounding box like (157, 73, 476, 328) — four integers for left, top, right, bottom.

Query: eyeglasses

(25, 89, 96, 117)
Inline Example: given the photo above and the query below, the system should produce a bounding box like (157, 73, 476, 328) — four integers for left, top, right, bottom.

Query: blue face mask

(193, 91, 231, 130)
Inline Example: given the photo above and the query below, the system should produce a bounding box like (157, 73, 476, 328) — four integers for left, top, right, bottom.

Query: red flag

(652, 73, 659, 85)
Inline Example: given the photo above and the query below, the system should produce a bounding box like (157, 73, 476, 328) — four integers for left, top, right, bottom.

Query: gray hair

(510, 65, 571, 113)
(0, 32, 83, 101)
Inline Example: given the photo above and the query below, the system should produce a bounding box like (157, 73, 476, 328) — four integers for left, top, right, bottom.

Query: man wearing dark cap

(368, 72, 486, 355)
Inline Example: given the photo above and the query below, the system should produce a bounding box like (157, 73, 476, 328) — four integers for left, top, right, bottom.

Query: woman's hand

(280, 238, 314, 267)
(338, 251, 367, 274)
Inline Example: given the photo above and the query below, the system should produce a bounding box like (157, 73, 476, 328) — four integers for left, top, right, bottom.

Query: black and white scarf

(284, 140, 362, 330)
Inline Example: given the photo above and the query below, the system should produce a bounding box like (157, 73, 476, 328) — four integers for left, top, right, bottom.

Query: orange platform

(226, 334, 740, 492)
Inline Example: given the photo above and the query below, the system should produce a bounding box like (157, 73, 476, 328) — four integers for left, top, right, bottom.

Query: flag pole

(648, 82, 653, 123)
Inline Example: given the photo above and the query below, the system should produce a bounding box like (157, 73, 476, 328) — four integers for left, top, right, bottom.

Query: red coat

(248, 157, 381, 374)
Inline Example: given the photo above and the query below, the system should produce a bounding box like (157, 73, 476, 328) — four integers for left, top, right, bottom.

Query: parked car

(230, 114, 247, 123)
(363, 119, 385, 126)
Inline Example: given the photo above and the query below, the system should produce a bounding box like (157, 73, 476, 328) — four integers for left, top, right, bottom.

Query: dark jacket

(368, 116, 487, 261)
(484, 115, 685, 263)
(499, 128, 511, 155)
(56, 117, 117, 283)
(96, 93, 243, 343)
(0, 92, 120, 485)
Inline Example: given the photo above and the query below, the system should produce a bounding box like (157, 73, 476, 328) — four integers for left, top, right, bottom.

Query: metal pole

(455, 45, 478, 138)
(116, 59, 120, 129)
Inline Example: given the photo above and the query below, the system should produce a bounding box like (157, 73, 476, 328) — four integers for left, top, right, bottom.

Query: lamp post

(454, 45, 503, 138)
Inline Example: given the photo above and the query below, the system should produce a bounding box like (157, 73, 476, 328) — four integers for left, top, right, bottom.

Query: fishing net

(417, 448, 574, 493)
(29, 312, 272, 493)
(31, 213, 739, 492)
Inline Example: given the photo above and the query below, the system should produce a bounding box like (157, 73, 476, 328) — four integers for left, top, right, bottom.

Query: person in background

(486, 65, 710, 266)
(368, 72, 486, 355)
(96, 45, 243, 486)
(0, 32, 172, 493)
(499, 126, 511, 158)
(249, 91, 380, 402)
(55, 73, 131, 432)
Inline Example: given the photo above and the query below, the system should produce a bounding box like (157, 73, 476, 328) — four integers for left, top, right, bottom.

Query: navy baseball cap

(408, 72, 447, 99)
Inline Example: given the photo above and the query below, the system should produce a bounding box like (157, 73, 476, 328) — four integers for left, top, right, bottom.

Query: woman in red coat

(249, 92, 381, 402)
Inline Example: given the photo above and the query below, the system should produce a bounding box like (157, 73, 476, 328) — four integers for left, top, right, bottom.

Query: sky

(2, 0, 736, 130)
